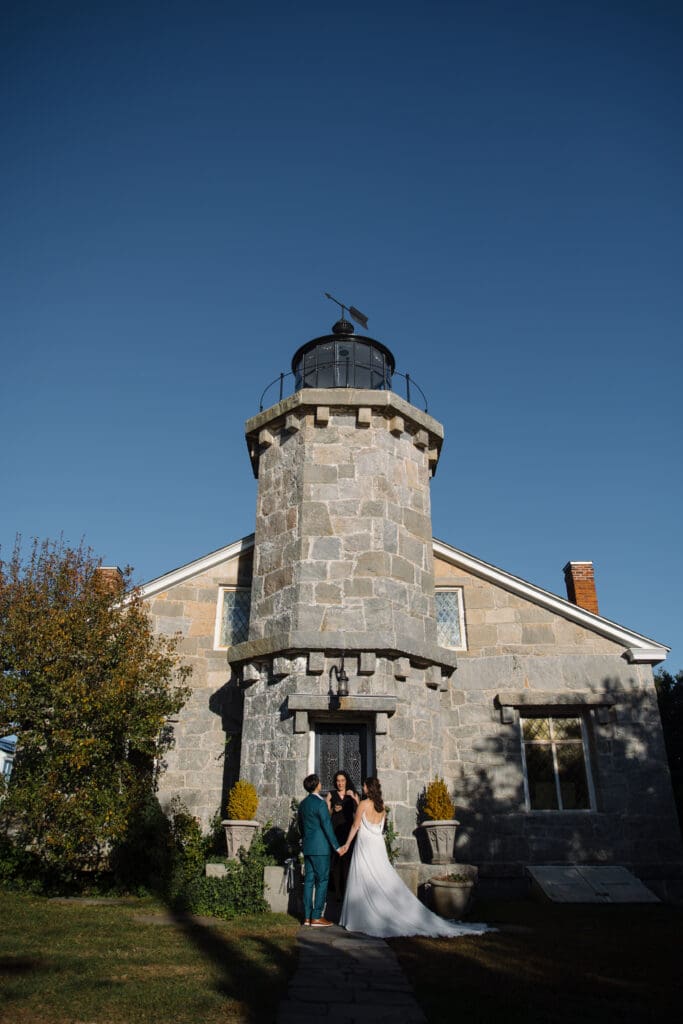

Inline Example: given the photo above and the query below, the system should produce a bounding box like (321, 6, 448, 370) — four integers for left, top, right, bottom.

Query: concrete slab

(527, 865, 660, 903)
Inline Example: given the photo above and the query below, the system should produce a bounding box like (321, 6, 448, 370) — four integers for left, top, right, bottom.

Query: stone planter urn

(420, 819, 459, 864)
(428, 874, 475, 918)
(222, 820, 260, 860)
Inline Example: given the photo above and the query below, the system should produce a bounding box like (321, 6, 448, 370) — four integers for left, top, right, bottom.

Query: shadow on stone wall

(209, 675, 243, 808)
(449, 678, 683, 897)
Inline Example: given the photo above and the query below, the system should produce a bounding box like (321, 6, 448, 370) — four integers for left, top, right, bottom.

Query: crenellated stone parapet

(228, 642, 456, 694)
(245, 388, 444, 479)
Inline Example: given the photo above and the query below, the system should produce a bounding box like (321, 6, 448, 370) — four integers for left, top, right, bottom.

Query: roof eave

(433, 538, 669, 665)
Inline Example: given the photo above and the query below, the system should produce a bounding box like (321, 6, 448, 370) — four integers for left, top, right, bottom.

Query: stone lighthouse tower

(227, 314, 456, 859)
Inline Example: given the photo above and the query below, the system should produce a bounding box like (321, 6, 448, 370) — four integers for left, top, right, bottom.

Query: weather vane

(324, 292, 369, 330)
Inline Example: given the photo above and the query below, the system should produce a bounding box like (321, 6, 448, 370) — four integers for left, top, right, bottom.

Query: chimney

(563, 561, 599, 615)
(95, 566, 124, 594)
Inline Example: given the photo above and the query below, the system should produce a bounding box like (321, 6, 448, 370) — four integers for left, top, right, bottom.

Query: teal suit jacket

(298, 793, 339, 856)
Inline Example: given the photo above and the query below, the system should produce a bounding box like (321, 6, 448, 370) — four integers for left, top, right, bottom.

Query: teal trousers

(303, 853, 330, 920)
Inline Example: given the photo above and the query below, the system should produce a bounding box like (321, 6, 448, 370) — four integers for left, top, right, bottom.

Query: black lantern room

(291, 318, 395, 392)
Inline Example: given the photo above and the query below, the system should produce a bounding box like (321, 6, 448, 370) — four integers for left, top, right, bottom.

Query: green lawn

(390, 898, 683, 1024)
(3, 890, 682, 1024)
(0, 891, 298, 1024)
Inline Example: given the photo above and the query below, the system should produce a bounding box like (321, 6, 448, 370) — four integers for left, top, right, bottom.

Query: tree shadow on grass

(391, 901, 683, 1024)
(0, 956, 47, 975)
(166, 910, 297, 1022)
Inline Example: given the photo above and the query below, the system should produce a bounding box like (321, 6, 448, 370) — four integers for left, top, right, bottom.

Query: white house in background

(0, 737, 16, 781)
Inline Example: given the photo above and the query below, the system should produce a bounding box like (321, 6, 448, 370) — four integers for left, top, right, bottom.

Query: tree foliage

(0, 537, 191, 885)
(655, 668, 683, 831)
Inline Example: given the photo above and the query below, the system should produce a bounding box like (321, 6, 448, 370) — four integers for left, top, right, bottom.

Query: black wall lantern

(330, 657, 350, 698)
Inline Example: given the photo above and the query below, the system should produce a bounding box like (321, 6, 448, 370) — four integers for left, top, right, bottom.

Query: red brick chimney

(563, 561, 599, 615)
(94, 566, 124, 594)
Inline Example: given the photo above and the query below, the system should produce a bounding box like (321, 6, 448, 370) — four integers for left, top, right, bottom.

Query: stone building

(139, 317, 681, 898)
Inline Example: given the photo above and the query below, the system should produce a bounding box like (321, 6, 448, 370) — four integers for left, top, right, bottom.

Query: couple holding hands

(297, 769, 360, 928)
(297, 771, 490, 939)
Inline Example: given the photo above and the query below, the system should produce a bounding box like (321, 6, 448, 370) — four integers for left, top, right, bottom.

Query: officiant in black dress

(327, 769, 359, 899)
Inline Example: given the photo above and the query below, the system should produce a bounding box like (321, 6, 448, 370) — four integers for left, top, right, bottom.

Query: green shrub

(177, 827, 273, 918)
(226, 780, 259, 820)
(383, 807, 400, 864)
(422, 776, 456, 820)
(260, 799, 302, 864)
(202, 808, 226, 858)
(109, 793, 172, 895)
(164, 797, 205, 901)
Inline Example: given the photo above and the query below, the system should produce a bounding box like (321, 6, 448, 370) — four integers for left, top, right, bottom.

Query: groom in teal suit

(298, 773, 343, 927)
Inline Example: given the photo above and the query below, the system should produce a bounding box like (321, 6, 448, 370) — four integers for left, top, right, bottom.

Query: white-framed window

(520, 715, 596, 812)
(435, 587, 467, 650)
(214, 587, 251, 650)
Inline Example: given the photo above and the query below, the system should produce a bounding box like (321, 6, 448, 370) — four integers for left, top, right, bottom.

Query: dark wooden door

(315, 724, 372, 794)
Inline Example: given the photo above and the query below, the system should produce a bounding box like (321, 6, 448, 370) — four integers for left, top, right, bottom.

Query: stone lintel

(495, 691, 617, 709)
(496, 690, 617, 721)
(244, 388, 444, 478)
(227, 631, 458, 674)
(288, 694, 398, 716)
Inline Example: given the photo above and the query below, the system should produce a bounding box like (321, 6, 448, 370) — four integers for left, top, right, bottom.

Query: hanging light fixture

(330, 657, 350, 698)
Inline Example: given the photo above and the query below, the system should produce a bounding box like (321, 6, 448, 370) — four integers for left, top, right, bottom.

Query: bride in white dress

(338, 777, 489, 939)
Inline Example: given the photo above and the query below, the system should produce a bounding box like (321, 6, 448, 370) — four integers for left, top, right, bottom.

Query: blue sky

(2, 1, 682, 671)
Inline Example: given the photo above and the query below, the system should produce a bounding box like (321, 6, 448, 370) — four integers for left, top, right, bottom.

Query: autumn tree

(0, 538, 191, 885)
(655, 668, 683, 833)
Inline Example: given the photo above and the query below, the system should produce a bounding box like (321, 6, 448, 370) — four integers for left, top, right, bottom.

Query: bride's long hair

(363, 777, 384, 813)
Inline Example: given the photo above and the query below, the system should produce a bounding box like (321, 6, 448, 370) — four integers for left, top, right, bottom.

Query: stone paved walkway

(276, 922, 426, 1024)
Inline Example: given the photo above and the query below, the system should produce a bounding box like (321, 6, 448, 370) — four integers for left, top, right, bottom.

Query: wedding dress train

(339, 813, 490, 938)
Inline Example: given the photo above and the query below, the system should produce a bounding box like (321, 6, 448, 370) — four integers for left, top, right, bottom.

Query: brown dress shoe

(303, 919, 311, 926)
(310, 918, 333, 927)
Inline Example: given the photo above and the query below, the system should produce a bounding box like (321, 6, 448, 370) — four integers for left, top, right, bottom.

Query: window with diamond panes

(435, 588, 466, 649)
(521, 716, 593, 811)
(217, 588, 251, 648)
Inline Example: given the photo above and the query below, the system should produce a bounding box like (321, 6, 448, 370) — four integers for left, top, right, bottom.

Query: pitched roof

(137, 534, 668, 665)
(432, 537, 668, 664)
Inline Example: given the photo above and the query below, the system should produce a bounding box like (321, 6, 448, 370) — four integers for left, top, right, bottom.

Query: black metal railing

(258, 366, 429, 412)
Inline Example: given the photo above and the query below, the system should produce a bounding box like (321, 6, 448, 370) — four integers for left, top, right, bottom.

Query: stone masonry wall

(145, 540, 682, 893)
(430, 558, 682, 892)
(238, 652, 446, 853)
(434, 557, 624, 657)
(250, 405, 438, 650)
(146, 550, 252, 828)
